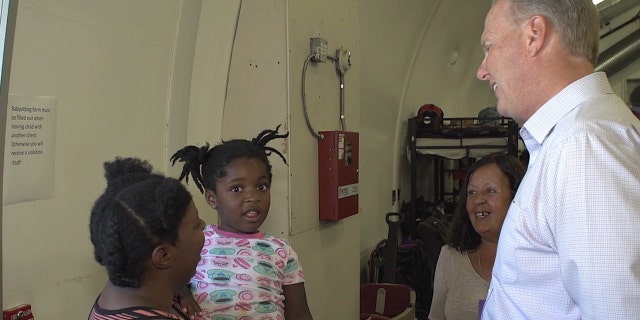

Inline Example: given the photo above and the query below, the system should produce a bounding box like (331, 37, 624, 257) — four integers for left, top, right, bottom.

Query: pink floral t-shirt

(190, 225, 305, 320)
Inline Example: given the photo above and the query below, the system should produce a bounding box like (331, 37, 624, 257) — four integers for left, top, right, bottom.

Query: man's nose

(477, 58, 488, 81)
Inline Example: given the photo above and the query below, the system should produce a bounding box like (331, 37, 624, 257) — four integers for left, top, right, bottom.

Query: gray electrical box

(310, 37, 328, 62)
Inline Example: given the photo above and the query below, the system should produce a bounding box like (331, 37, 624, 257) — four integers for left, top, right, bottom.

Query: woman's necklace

(477, 245, 487, 282)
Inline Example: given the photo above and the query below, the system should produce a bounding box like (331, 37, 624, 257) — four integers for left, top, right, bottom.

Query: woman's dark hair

(89, 157, 192, 288)
(630, 85, 640, 107)
(447, 153, 526, 252)
(170, 125, 289, 193)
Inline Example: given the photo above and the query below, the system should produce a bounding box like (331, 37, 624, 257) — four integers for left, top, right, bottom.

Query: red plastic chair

(360, 283, 416, 320)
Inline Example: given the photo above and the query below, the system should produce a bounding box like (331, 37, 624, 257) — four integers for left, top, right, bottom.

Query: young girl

(171, 126, 313, 320)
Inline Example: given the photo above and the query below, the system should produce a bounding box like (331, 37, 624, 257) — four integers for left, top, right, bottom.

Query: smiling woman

(428, 153, 525, 320)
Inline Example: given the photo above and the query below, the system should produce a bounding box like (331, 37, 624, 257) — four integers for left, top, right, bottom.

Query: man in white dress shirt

(476, 0, 640, 318)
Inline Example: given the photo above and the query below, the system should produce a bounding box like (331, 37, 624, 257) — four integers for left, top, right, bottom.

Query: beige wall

(3, 1, 183, 318)
(287, 0, 361, 317)
(1, 0, 235, 317)
(2, 0, 638, 319)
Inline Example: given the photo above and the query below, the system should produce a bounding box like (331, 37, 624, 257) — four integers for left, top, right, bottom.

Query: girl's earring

(212, 204, 217, 209)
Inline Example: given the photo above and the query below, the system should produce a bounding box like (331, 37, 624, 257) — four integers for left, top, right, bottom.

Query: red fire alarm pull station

(318, 131, 359, 221)
(3, 304, 34, 320)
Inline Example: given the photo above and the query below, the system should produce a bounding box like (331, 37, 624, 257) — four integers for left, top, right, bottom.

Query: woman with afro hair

(88, 157, 205, 319)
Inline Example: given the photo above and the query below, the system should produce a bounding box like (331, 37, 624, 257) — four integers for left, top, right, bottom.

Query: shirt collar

(520, 72, 613, 155)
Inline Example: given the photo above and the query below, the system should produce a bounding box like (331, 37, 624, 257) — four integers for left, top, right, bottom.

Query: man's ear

(526, 15, 548, 57)
(151, 244, 172, 270)
(205, 189, 217, 209)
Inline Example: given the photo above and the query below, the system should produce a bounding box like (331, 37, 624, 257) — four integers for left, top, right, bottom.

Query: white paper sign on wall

(4, 95, 57, 205)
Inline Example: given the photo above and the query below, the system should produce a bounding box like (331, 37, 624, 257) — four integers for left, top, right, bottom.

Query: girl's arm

(174, 285, 203, 320)
(283, 282, 313, 320)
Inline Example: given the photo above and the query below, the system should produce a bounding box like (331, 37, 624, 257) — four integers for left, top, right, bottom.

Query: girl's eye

(231, 186, 242, 192)
(258, 184, 270, 191)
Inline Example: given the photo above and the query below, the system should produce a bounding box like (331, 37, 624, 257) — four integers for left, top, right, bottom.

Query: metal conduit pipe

(599, 0, 639, 25)
(596, 27, 640, 75)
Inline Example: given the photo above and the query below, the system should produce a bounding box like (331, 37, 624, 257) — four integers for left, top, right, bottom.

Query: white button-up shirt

(482, 72, 640, 319)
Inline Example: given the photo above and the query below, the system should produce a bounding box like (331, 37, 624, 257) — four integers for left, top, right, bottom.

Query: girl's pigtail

(170, 143, 210, 193)
(253, 125, 289, 165)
